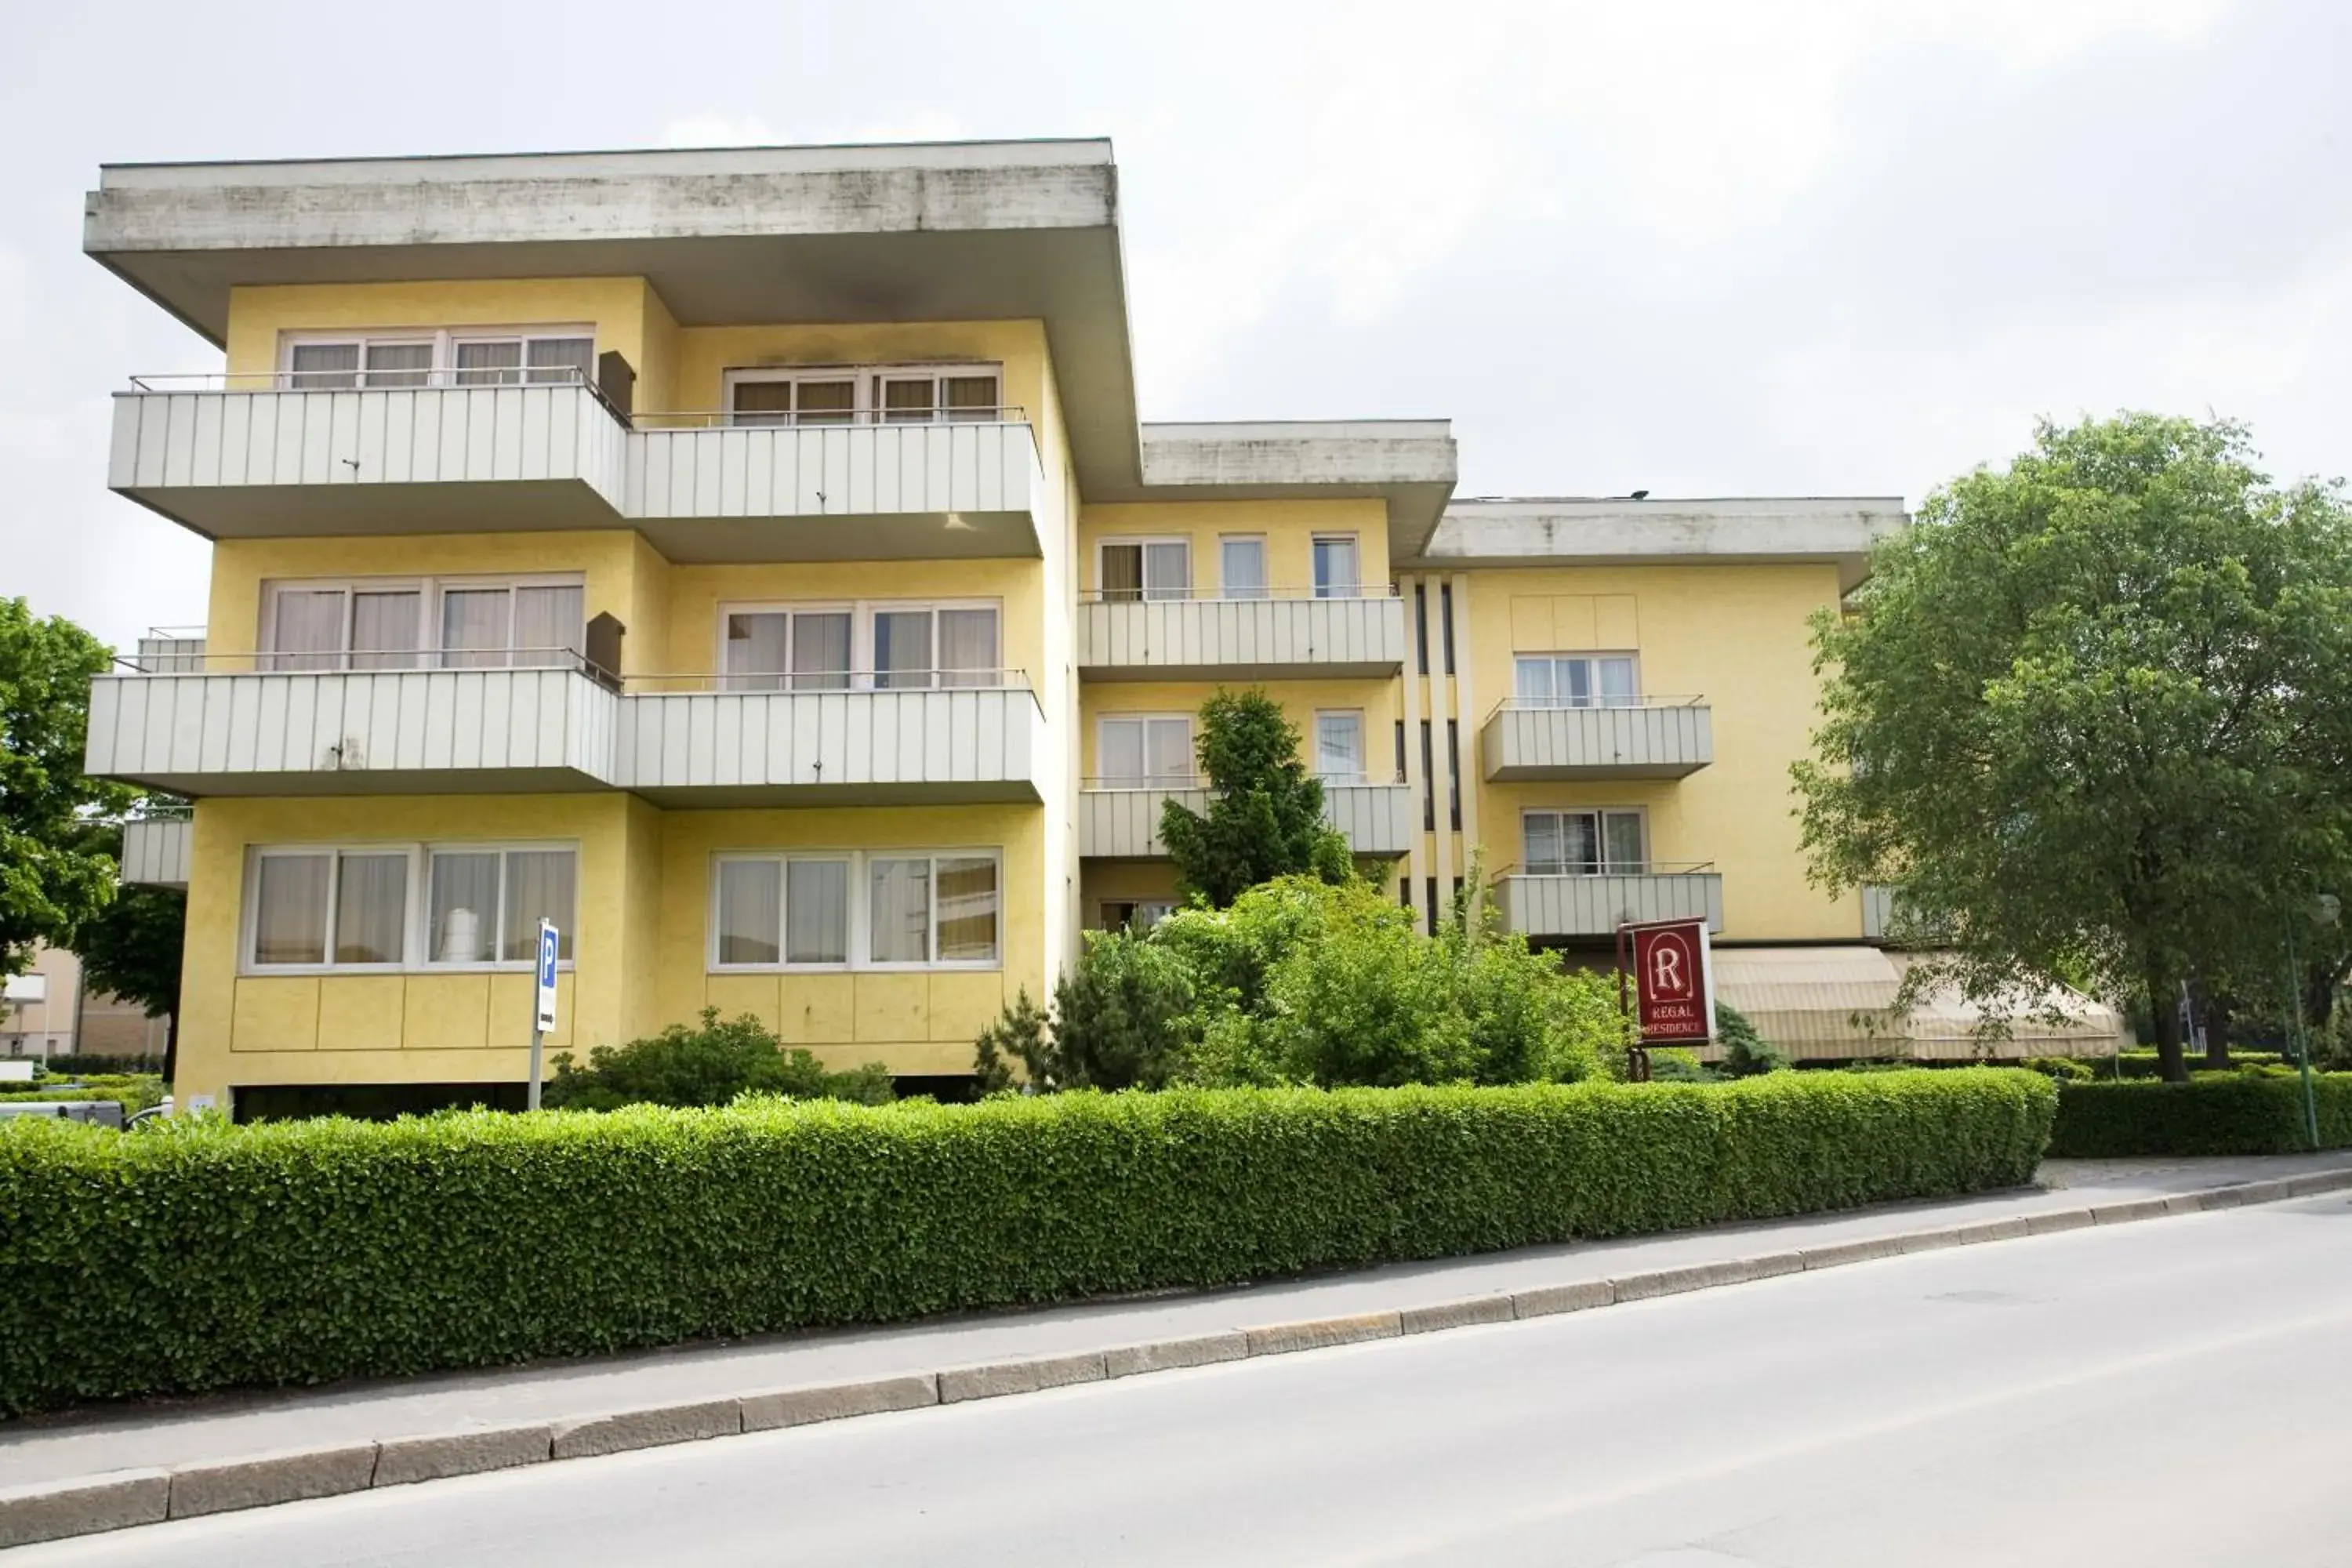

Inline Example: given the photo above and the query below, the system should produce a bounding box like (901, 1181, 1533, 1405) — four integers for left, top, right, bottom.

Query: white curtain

(454, 340, 523, 386)
(724, 613, 789, 691)
(790, 612, 852, 690)
(525, 337, 594, 387)
(1316, 713, 1364, 782)
(440, 589, 512, 669)
(716, 861, 781, 966)
(1099, 720, 1144, 786)
(1599, 657, 1639, 707)
(270, 589, 346, 672)
(1604, 812, 1646, 873)
(362, 342, 432, 388)
(252, 855, 330, 964)
(1514, 657, 1553, 705)
(935, 858, 998, 962)
(1313, 537, 1359, 599)
(938, 608, 998, 687)
(502, 850, 575, 961)
(332, 853, 408, 965)
(786, 860, 850, 964)
(428, 851, 499, 964)
(869, 858, 931, 963)
(873, 611, 932, 689)
(350, 590, 420, 670)
(1147, 718, 1192, 784)
(1143, 542, 1190, 601)
(288, 343, 358, 390)
(1221, 538, 1267, 599)
(513, 585, 584, 667)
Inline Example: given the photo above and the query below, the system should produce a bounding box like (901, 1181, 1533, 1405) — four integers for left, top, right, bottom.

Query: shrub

(2108, 1049, 2287, 1079)
(544, 1009, 893, 1111)
(2020, 1056, 2096, 1083)
(2047, 1072, 2352, 1156)
(0, 1075, 165, 1115)
(1714, 1004, 1786, 1077)
(971, 933, 1200, 1093)
(0, 1068, 2053, 1415)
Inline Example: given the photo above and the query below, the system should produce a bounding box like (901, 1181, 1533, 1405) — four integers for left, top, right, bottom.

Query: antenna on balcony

(341, 457, 360, 472)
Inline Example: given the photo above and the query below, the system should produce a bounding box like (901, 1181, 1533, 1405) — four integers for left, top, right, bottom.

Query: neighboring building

(78, 139, 2093, 1115)
(1, 944, 169, 1062)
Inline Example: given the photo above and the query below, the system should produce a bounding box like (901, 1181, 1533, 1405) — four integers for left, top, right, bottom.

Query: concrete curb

(8, 1165, 2349, 1549)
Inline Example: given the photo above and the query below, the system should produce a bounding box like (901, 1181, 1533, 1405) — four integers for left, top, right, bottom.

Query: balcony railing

(86, 653, 1042, 806)
(1079, 774, 1414, 858)
(1490, 864, 1725, 937)
(110, 375, 1047, 557)
(1076, 588, 1407, 680)
(1481, 696, 1713, 781)
(119, 811, 193, 889)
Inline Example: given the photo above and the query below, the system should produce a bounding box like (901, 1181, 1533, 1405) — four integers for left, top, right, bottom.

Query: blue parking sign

(535, 920, 560, 1032)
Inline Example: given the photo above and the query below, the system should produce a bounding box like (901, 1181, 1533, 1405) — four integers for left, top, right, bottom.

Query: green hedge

(2109, 1050, 2288, 1079)
(0, 1076, 166, 1116)
(2049, 1072, 2352, 1157)
(0, 1069, 2053, 1417)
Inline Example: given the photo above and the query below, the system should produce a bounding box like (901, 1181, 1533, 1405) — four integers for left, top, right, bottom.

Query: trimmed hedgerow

(2048, 1071, 2352, 1157)
(0, 1069, 2053, 1417)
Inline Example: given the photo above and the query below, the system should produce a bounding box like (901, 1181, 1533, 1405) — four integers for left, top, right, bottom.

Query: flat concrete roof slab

(1118, 420, 1458, 559)
(1416, 496, 1907, 590)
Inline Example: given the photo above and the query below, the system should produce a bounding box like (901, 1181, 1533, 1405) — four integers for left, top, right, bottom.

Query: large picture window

(715, 600, 1000, 690)
(247, 843, 577, 971)
(263, 575, 584, 672)
(1522, 810, 1647, 877)
(1098, 539, 1191, 602)
(1097, 716, 1193, 788)
(710, 850, 999, 971)
(724, 364, 1003, 427)
(1515, 654, 1639, 708)
(281, 328, 594, 390)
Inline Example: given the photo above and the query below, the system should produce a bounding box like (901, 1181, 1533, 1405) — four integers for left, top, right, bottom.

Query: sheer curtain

(502, 850, 576, 960)
(441, 589, 512, 670)
(1147, 718, 1192, 785)
(716, 860, 781, 965)
(350, 590, 420, 670)
(1100, 720, 1144, 787)
(1143, 542, 1189, 601)
(938, 608, 998, 688)
(512, 585, 583, 669)
(790, 612, 852, 690)
(1313, 537, 1359, 599)
(454, 340, 523, 387)
(869, 858, 931, 963)
(525, 338, 594, 387)
(362, 342, 433, 389)
(270, 590, 346, 672)
(332, 853, 408, 965)
(1221, 538, 1267, 599)
(724, 613, 789, 691)
(253, 855, 330, 964)
(786, 860, 849, 964)
(1316, 713, 1364, 782)
(428, 851, 499, 964)
(935, 858, 998, 962)
(1598, 657, 1639, 707)
(1604, 812, 1646, 874)
(873, 611, 932, 690)
(288, 343, 358, 390)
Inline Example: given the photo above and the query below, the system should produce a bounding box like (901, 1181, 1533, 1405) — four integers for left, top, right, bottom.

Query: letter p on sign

(535, 920, 560, 1033)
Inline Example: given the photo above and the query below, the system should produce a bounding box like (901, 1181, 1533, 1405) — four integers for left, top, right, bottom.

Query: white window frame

(260, 573, 586, 670)
(1513, 652, 1642, 709)
(1099, 899, 1178, 933)
(277, 325, 597, 388)
(1095, 713, 1196, 789)
(720, 361, 1005, 426)
(1519, 808, 1649, 877)
(706, 848, 1003, 973)
(1218, 534, 1269, 600)
(1313, 709, 1367, 784)
(1312, 533, 1363, 599)
(1095, 537, 1193, 601)
(240, 840, 580, 975)
(711, 597, 1004, 688)
(718, 603, 858, 691)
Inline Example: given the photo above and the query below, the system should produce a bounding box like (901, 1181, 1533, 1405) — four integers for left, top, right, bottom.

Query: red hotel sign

(1627, 918, 1715, 1044)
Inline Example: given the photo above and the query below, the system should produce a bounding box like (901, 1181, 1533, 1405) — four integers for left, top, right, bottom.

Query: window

(723, 364, 1002, 426)
(1315, 710, 1365, 783)
(1312, 535, 1360, 599)
(1099, 716, 1193, 788)
(1098, 539, 1191, 602)
(712, 851, 997, 971)
(1414, 583, 1429, 673)
(281, 328, 593, 390)
(716, 600, 1000, 691)
(1446, 718, 1461, 830)
(263, 576, 583, 672)
(1219, 536, 1268, 599)
(247, 843, 575, 971)
(1440, 583, 1457, 674)
(1523, 810, 1647, 876)
(1421, 720, 1436, 832)
(426, 848, 578, 964)
(1515, 654, 1639, 708)
(1101, 900, 1177, 933)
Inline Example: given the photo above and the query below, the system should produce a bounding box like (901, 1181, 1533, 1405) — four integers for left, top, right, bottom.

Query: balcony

(1075, 590, 1407, 681)
(1490, 867, 1724, 938)
(109, 374, 630, 538)
(109, 376, 1048, 561)
(1079, 777, 1414, 858)
(1481, 699, 1712, 781)
(85, 652, 1042, 808)
(611, 673, 1044, 806)
(119, 813, 191, 888)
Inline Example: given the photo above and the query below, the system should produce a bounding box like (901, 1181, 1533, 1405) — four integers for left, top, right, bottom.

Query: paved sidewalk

(7, 1149, 2348, 1500)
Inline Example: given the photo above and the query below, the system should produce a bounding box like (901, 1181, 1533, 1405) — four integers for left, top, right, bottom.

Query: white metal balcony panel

(626, 421, 1046, 561)
(108, 386, 628, 537)
(1493, 873, 1725, 938)
(1482, 703, 1713, 781)
(119, 818, 191, 887)
(1080, 782, 1414, 858)
(612, 687, 1043, 805)
(1076, 597, 1407, 681)
(83, 669, 619, 797)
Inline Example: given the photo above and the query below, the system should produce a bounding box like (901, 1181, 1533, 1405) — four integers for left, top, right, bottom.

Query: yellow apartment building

(84, 140, 2018, 1117)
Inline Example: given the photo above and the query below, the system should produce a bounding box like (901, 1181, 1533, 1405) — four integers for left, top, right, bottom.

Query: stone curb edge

(6, 1166, 2347, 1549)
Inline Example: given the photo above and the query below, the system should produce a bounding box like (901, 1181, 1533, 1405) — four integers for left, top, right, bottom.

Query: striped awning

(1707, 946, 2127, 1062)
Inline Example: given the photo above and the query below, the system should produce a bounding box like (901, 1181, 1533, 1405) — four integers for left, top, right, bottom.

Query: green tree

(971, 932, 1197, 1092)
(1795, 415, 2352, 1083)
(70, 826, 187, 1081)
(1160, 688, 1353, 907)
(1, 602, 132, 977)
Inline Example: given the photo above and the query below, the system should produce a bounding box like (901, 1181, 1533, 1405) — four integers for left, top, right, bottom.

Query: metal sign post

(528, 919, 559, 1112)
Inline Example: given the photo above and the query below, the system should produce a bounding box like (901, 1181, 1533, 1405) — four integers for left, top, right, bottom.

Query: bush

(26, 1054, 165, 1077)
(544, 1010, 893, 1111)
(2107, 1049, 2287, 1079)
(0, 1067, 2053, 1415)
(2020, 1056, 2097, 1083)
(0, 1075, 165, 1115)
(1714, 1004, 1785, 1077)
(2048, 1072, 2352, 1156)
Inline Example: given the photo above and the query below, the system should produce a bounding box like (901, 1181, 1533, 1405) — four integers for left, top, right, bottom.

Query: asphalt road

(23, 1192, 2352, 1567)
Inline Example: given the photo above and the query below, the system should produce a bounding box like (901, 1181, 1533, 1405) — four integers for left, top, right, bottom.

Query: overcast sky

(5, 0, 2347, 654)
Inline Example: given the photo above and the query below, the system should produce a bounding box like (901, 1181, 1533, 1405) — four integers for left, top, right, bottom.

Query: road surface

(21, 1192, 2352, 1566)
